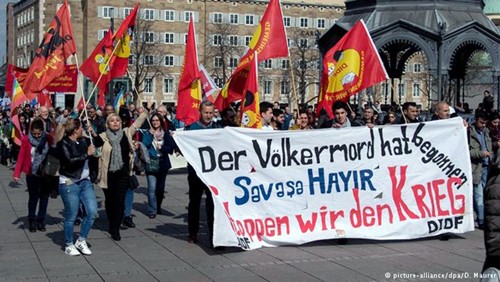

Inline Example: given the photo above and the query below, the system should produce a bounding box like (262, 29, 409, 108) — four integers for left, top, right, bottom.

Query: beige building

(8, 0, 345, 108)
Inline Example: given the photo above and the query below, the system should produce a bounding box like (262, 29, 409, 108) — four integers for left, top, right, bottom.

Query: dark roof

(319, 0, 500, 52)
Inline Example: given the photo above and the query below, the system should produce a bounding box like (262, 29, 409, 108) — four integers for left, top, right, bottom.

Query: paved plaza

(0, 160, 488, 282)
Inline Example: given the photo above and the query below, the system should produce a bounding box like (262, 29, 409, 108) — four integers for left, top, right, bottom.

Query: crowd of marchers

(4, 93, 499, 272)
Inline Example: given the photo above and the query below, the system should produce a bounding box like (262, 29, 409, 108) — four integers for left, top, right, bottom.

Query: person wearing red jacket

(13, 118, 54, 232)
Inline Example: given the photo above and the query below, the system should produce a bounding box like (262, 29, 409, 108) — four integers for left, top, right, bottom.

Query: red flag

(38, 89, 53, 108)
(239, 54, 261, 129)
(80, 29, 114, 96)
(76, 95, 85, 112)
(22, 1, 76, 100)
(176, 16, 202, 125)
(318, 20, 388, 118)
(6, 64, 77, 95)
(215, 0, 288, 110)
(109, 4, 138, 78)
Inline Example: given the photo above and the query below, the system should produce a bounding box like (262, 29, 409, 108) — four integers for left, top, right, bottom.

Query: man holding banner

(186, 101, 221, 247)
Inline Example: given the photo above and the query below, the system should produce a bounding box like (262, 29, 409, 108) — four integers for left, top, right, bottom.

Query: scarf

(29, 132, 48, 175)
(150, 128, 164, 157)
(106, 129, 124, 172)
(150, 128, 164, 141)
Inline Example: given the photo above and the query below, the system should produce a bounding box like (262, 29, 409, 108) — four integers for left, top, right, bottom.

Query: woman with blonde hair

(56, 118, 102, 256)
(94, 107, 148, 241)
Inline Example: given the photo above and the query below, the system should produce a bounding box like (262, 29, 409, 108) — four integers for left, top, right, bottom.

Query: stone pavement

(0, 161, 487, 282)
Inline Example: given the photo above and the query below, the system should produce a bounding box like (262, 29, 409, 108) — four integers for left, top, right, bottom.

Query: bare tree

(204, 22, 244, 86)
(285, 29, 321, 107)
(128, 16, 165, 102)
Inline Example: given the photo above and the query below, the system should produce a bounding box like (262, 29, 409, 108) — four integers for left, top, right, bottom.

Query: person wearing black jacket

(319, 101, 361, 129)
(56, 118, 103, 256)
(483, 145, 500, 272)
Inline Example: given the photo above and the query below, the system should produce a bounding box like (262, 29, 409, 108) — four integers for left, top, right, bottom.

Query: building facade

(7, 0, 345, 108)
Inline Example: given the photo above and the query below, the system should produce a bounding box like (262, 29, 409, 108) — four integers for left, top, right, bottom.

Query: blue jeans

(26, 175, 49, 220)
(124, 188, 134, 217)
(59, 179, 97, 246)
(473, 166, 489, 225)
(146, 171, 168, 215)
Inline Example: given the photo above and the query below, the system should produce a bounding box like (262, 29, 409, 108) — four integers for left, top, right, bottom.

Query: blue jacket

(141, 130, 176, 170)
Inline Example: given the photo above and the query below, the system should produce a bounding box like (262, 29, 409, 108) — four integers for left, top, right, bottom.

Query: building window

(184, 11, 193, 22)
(214, 57, 223, 68)
(280, 81, 290, 95)
(129, 55, 135, 65)
(164, 33, 174, 44)
(284, 16, 291, 27)
(299, 17, 309, 28)
(299, 38, 308, 48)
(264, 80, 272, 95)
(245, 14, 255, 25)
(281, 59, 290, 69)
(144, 78, 153, 93)
(264, 59, 272, 69)
(102, 7, 114, 18)
(164, 78, 174, 93)
(165, 55, 174, 66)
(145, 32, 155, 43)
(413, 63, 422, 73)
(142, 9, 155, 21)
(164, 10, 175, 21)
(413, 83, 420, 97)
(213, 34, 222, 45)
(144, 55, 154, 65)
(98, 29, 108, 40)
(214, 78, 224, 87)
(244, 36, 252, 46)
(317, 18, 326, 29)
(230, 13, 238, 24)
(213, 12, 222, 23)
(398, 83, 405, 96)
(229, 35, 238, 46)
(123, 8, 132, 18)
(229, 58, 238, 68)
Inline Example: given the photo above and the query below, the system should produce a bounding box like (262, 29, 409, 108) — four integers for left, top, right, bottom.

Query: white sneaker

(75, 240, 92, 255)
(65, 244, 81, 256)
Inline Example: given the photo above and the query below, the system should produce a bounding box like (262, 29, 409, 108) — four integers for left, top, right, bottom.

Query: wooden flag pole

(73, 55, 94, 141)
(80, 38, 122, 119)
(287, 56, 300, 111)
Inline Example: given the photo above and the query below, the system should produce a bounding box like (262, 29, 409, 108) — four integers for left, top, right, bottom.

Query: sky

(0, 0, 9, 62)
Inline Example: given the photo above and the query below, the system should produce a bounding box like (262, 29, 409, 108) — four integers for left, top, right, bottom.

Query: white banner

(173, 118, 474, 250)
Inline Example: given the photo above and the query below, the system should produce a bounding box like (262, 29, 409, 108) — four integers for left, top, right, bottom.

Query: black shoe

(187, 235, 197, 243)
(74, 219, 81, 226)
(123, 216, 135, 228)
(149, 214, 156, 219)
(28, 220, 37, 233)
(111, 233, 121, 241)
(109, 230, 121, 241)
(36, 219, 46, 231)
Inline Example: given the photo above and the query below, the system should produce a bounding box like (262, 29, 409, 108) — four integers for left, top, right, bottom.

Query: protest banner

(173, 118, 474, 250)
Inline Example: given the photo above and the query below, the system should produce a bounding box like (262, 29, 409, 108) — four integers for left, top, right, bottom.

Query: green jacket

(469, 126, 493, 185)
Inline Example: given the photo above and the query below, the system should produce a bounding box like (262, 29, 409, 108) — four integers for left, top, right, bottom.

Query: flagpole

(287, 56, 300, 111)
(79, 39, 122, 121)
(73, 55, 95, 145)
